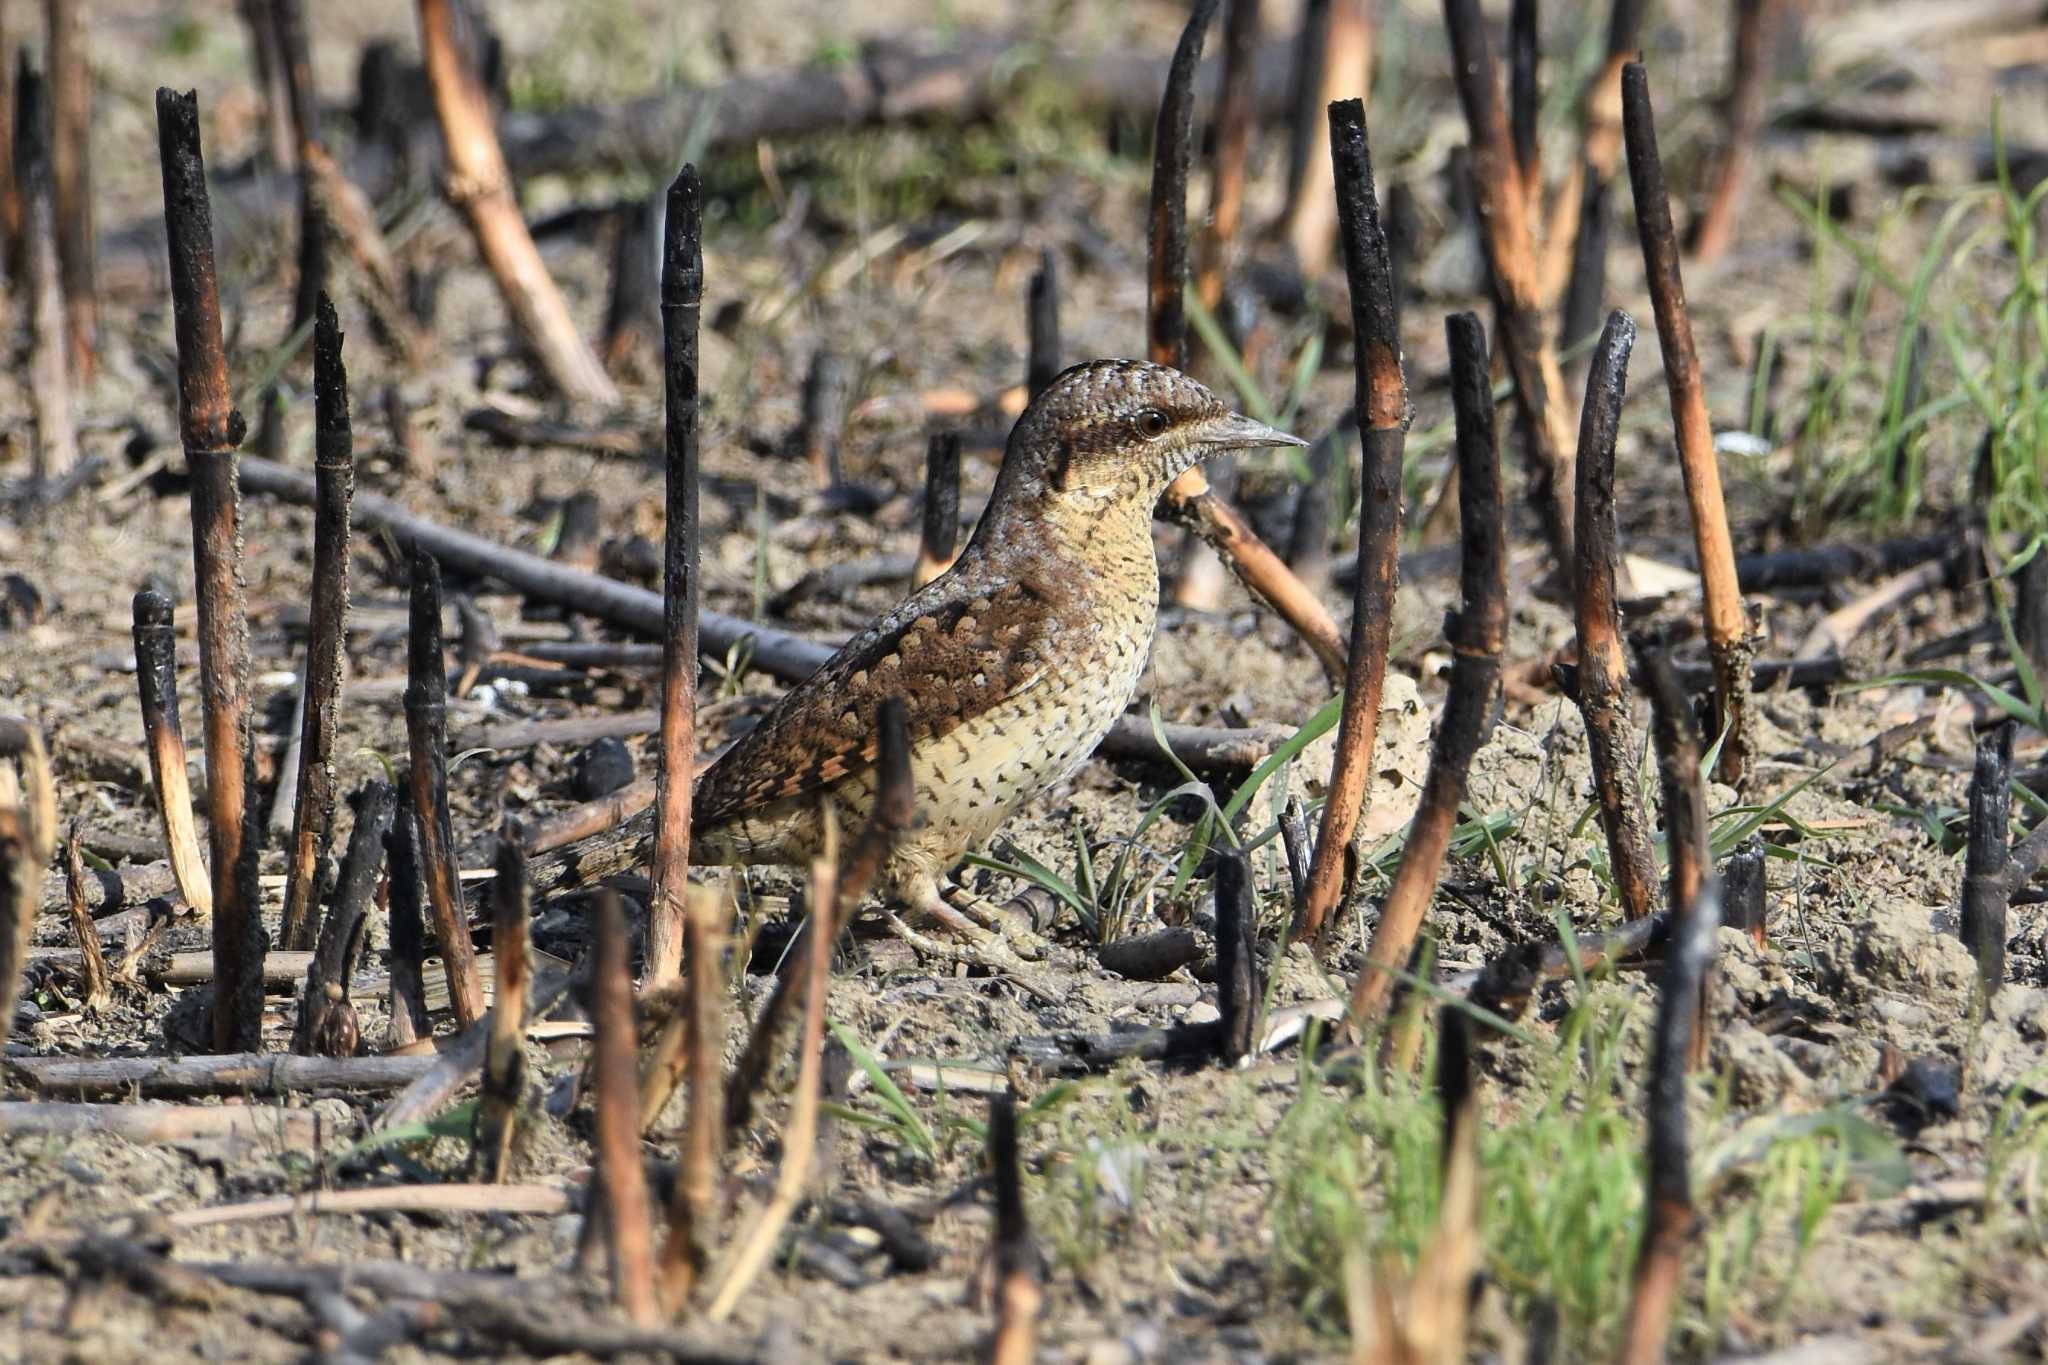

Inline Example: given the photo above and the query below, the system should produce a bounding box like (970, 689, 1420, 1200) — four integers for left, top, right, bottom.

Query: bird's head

(993, 360, 1305, 512)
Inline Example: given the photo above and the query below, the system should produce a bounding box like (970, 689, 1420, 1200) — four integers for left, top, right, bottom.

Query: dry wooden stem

(1214, 851, 1261, 1062)
(648, 165, 703, 992)
(17, 57, 78, 483)
(987, 1094, 1041, 1365)
(157, 87, 262, 1053)
(292, 781, 393, 1058)
(1350, 312, 1505, 1028)
(1442, 0, 1577, 576)
(1275, 0, 1371, 278)
(1297, 96, 1407, 944)
(1688, 0, 1783, 265)
(281, 293, 356, 951)
(131, 590, 213, 917)
(654, 885, 727, 1311)
(386, 786, 431, 1049)
(1196, 0, 1260, 312)
(592, 889, 659, 1326)
(1720, 836, 1767, 949)
(405, 551, 487, 1027)
(1614, 880, 1718, 1365)
(1639, 644, 1713, 1073)
(476, 834, 531, 1181)
(1543, 0, 1649, 308)
(0, 722, 57, 1046)
(62, 823, 111, 1011)
(1571, 312, 1660, 923)
(705, 849, 836, 1322)
(1148, 0, 1345, 675)
(46, 1, 90, 378)
(602, 197, 659, 377)
(914, 430, 962, 588)
(414, 0, 616, 404)
(1508, 0, 1539, 213)
(1622, 62, 1754, 790)
(1026, 248, 1061, 400)
(1960, 720, 2014, 1000)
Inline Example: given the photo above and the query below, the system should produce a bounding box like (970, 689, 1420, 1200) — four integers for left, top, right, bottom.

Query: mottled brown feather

(690, 575, 1077, 833)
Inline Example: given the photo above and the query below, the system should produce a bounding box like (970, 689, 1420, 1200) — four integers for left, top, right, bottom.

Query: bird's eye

(1136, 408, 1170, 439)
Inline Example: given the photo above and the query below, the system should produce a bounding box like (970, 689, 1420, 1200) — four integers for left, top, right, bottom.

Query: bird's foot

(882, 909, 1063, 1007)
(938, 884, 1051, 962)
(881, 909, 1030, 974)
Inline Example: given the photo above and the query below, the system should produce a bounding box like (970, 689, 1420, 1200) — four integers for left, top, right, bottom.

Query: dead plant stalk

(280, 295, 356, 951)
(156, 87, 263, 1052)
(1571, 312, 1660, 923)
(414, 0, 616, 404)
(1349, 311, 1505, 1027)
(593, 889, 659, 1326)
(648, 164, 703, 991)
(1622, 62, 1754, 789)
(1441, 0, 1578, 576)
(1297, 95, 1406, 945)
(131, 591, 213, 916)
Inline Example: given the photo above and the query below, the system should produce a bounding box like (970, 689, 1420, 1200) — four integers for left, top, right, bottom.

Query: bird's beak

(1196, 410, 1309, 452)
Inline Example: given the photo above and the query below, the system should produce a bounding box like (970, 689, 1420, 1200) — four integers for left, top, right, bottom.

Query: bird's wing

(692, 573, 1073, 830)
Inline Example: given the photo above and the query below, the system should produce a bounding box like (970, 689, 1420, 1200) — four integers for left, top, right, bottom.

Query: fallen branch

(168, 1182, 569, 1230)
(190, 1257, 760, 1362)
(1795, 558, 1952, 661)
(8, 1051, 433, 1099)
(377, 964, 578, 1131)
(0, 1100, 318, 1145)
